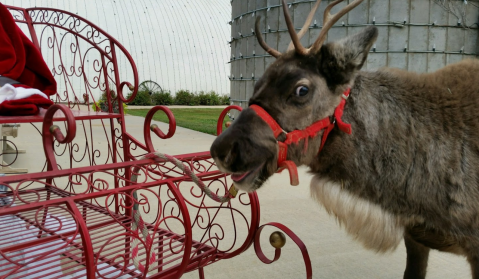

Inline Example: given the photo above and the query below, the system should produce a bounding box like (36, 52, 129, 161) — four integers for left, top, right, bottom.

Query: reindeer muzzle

(249, 88, 353, 186)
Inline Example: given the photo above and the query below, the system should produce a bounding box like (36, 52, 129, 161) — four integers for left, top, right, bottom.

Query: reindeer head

(211, 0, 378, 192)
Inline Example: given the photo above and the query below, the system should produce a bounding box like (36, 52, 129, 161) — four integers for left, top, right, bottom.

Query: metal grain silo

(229, 0, 479, 108)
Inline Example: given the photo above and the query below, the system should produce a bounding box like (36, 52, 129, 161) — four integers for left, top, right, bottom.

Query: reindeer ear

(319, 26, 378, 86)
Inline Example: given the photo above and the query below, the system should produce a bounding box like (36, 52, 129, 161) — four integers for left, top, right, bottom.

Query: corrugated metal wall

(229, 0, 479, 107)
(3, 0, 231, 97)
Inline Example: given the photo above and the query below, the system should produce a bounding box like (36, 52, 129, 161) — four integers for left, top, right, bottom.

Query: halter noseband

(249, 88, 352, 186)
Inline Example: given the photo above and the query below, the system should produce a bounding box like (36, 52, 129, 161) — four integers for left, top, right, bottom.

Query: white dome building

(2, 0, 231, 97)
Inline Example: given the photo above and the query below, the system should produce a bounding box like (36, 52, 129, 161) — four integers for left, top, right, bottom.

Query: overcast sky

(3, 0, 231, 96)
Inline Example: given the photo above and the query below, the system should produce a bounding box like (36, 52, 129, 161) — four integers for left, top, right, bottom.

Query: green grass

(127, 108, 228, 135)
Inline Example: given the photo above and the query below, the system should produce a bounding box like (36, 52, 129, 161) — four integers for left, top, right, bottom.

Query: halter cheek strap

(249, 88, 352, 186)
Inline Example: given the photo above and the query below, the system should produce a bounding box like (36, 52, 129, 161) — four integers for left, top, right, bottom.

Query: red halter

(249, 88, 352, 186)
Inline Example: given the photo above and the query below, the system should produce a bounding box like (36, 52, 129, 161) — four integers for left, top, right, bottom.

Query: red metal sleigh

(0, 6, 312, 278)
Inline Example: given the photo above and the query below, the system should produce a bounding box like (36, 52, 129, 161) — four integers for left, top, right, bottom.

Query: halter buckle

(329, 115, 336, 125)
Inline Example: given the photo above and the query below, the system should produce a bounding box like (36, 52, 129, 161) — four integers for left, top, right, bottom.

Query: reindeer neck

(308, 62, 479, 212)
(308, 69, 421, 185)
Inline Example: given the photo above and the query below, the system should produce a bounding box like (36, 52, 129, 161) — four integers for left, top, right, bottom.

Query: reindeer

(211, 0, 479, 278)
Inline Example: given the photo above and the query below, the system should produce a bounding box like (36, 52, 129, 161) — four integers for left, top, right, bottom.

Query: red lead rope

(249, 88, 352, 185)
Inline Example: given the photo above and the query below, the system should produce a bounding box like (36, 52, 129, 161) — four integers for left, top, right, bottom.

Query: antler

(255, 0, 323, 58)
(255, 0, 364, 58)
(286, 0, 323, 52)
(255, 17, 282, 58)
(309, 0, 364, 53)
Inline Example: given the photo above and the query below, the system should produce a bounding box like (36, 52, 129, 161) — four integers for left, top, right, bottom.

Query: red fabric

(319, 123, 335, 153)
(284, 117, 331, 145)
(277, 142, 288, 165)
(249, 105, 284, 138)
(0, 3, 56, 115)
(334, 88, 352, 134)
(276, 161, 299, 186)
(0, 94, 53, 116)
(250, 88, 353, 167)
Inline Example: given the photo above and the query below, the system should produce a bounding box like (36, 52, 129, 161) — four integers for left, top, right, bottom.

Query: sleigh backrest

(6, 5, 139, 113)
(2, 5, 143, 173)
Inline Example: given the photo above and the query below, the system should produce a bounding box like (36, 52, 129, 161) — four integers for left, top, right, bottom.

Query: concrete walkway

(6, 113, 472, 279)
(127, 105, 228, 109)
(71, 104, 228, 111)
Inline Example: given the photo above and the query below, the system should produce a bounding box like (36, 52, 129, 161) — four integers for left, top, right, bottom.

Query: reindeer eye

(295, 86, 309, 97)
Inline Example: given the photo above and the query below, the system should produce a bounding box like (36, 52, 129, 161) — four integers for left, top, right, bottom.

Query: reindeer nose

(211, 127, 241, 169)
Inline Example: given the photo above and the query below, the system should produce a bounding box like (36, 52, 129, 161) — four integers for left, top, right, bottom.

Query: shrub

(190, 95, 200, 106)
(92, 100, 128, 114)
(92, 101, 101, 112)
(219, 94, 230, 105)
(126, 90, 152, 106)
(207, 91, 221, 105)
(174, 90, 199, 106)
(91, 100, 128, 113)
(93, 87, 128, 113)
(151, 90, 174, 105)
(196, 91, 223, 105)
(150, 89, 230, 106)
(196, 91, 209, 105)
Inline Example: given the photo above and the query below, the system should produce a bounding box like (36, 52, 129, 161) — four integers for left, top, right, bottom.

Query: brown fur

(211, 25, 479, 278)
